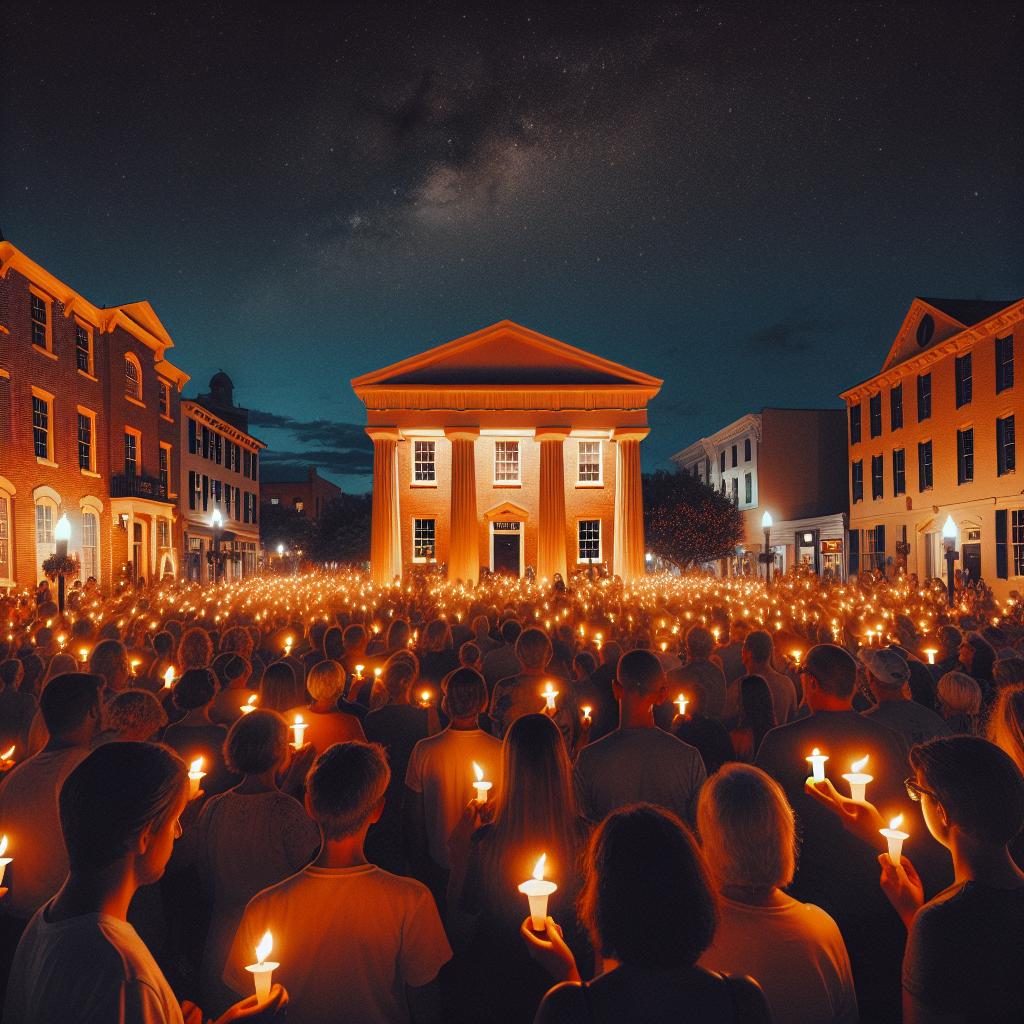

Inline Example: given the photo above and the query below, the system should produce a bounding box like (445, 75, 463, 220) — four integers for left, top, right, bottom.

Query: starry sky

(2, 1, 1021, 492)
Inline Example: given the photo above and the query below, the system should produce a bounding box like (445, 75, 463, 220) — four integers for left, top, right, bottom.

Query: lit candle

(163, 667, 176, 689)
(518, 853, 558, 932)
(880, 814, 909, 866)
(354, 664, 365, 681)
(374, 667, 383, 685)
(659, 641, 668, 652)
(541, 682, 559, 711)
(675, 693, 689, 717)
(291, 714, 307, 749)
(79, 646, 89, 665)
(791, 650, 802, 666)
(188, 757, 206, 799)
(711, 627, 721, 643)
(130, 658, 141, 676)
(245, 931, 279, 1007)
(805, 747, 828, 783)
(418, 689, 433, 708)
(923, 648, 937, 665)
(581, 705, 592, 723)
(842, 755, 873, 802)
(239, 694, 258, 714)
(283, 638, 293, 657)
(472, 761, 492, 804)
(865, 630, 874, 647)
(56, 633, 66, 650)
(0, 835, 11, 887)
(0, 745, 15, 769)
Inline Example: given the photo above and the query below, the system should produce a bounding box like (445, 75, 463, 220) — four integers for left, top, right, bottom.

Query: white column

(612, 427, 649, 582)
(368, 428, 402, 585)
(445, 427, 480, 585)
(536, 427, 569, 582)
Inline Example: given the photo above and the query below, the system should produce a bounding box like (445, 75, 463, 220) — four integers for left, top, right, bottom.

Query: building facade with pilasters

(353, 321, 661, 585)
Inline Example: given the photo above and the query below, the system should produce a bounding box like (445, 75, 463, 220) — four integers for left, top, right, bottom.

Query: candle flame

(811, 747, 821, 757)
(163, 667, 175, 687)
(582, 705, 592, 717)
(247, 694, 257, 707)
(420, 689, 431, 703)
(294, 714, 304, 725)
(189, 757, 204, 774)
(889, 814, 903, 831)
(255, 930, 272, 964)
(0, 745, 14, 761)
(473, 761, 483, 782)
(851, 755, 869, 773)
(532, 853, 547, 881)
(0, 835, 7, 857)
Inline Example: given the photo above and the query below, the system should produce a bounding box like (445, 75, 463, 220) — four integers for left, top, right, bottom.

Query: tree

(259, 501, 313, 554)
(643, 470, 743, 570)
(310, 494, 372, 564)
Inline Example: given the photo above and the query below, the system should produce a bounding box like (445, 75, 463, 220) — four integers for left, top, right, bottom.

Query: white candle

(0, 745, 15, 766)
(163, 667, 176, 689)
(239, 694, 258, 714)
(374, 667, 383, 684)
(0, 834, 12, 887)
(842, 755, 873, 802)
(675, 693, 689, 717)
(130, 659, 141, 676)
(244, 930, 279, 1006)
(518, 853, 558, 931)
(79, 647, 90, 665)
(291, 714, 307, 749)
(418, 689, 433, 708)
(880, 814, 909, 866)
(283, 638, 293, 657)
(354, 664, 365, 681)
(805, 747, 828, 783)
(923, 648, 937, 665)
(791, 650, 802, 666)
(581, 705, 592, 723)
(188, 757, 206, 799)
(472, 761, 492, 804)
(541, 682, 559, 712)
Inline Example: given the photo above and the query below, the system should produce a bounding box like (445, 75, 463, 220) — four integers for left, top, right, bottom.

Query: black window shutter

(995, 510, 1008, 580)
(876, 525, 886, 564)
(848, 530, 859, 575)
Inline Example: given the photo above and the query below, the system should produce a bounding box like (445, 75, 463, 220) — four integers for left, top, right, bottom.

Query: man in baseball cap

(859, 647, 950, 749)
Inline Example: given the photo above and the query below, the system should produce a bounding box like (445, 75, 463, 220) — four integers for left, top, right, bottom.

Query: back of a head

(459, 641, 481, 667)
(573, 651, 597, 678)
(60, 742, 185, 872)
(343, 624, 366, 649)
(178, 627, 213, 669)
(993, 658, 1024, 688)
(500, 619, 522, 646)
(259, 660, 301, 711)
(0, 658, 23, 689)
(743, 630, 773, 664)
(989, 686, 1024, 775)
(323, 626, 344, 660)
(220, 626, 254, 659)
(424, 619, 451, 652)
(937, 671, 982, 717)
(602, 641, 623, 666)
(472, 615, 490, 638)
(307, 741, 390, 840)
(381, 650, 419, 703)
(386, 618, 410, 648)
(445, 667, 487, 719)
(685, 626, 714, 660)
(616, 649, 663, 698)
(174, 668, 216, 710)
(911, 735, 1024, 846)
(697, 763, 795, 891)
(307, 659, 345, 703)
(804, 643, 857, 699)
(89, 639, 127, 686)
(938, 624, 962, 653)
(40, 672, 102, 737)
(106, 689, 168, 739)
(516, 628, 552, 670)
(225, 709, 289, 775)
(153, 630, 173, 656)
(580, 804, 717, 970)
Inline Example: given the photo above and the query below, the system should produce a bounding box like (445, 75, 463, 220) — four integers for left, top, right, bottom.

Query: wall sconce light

(119, 513, 130, 529)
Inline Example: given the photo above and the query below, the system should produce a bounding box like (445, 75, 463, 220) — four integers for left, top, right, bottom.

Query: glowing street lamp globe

(941, 515, 957, 541)
(211, 508, 223, 528)
(761, 511, 773, 530)
(54, 514, 72, 544)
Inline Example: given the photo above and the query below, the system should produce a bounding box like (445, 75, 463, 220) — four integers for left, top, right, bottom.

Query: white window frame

(158, 379, 172, 420)
(412, 517, 437, 563)
(494, 440, 521, 485)
(1012, 509, 1024, 578)
(34, 495, 58, 581)
(577, 518, 602, 563)
(159, 442, 173, 497)
(124, 353, 144, 404)
(74, 319, 95, 376)
(31, 387, 56, 466)
(124, 428, 141, 477)
(412, 440, 437, 486)
(77, 405, 98, 475)
(80, 508, 99, 583)
(29, 288, 54, 353)
(577, 440, 603, 486)
(0, 486, 13, 587)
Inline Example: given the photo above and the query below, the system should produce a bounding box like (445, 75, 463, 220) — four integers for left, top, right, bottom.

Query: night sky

(3, 2, 1021, 492)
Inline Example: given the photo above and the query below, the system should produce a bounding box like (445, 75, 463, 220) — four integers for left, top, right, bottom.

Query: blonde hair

(988, 686, 1024, 776)
(697, 763, 795, 890)
(307, 660, 345, 704)
(937, 671, 982, 717)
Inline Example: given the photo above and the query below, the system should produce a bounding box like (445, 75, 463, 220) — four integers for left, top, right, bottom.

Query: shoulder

(534, 982, 591, 1024)
(365, 866, 438, 906)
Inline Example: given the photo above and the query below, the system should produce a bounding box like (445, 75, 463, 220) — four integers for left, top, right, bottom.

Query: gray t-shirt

(862, 699, 951, 749)
(574, 727, 706, 824)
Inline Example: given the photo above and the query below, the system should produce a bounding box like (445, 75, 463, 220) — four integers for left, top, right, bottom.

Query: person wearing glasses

(808, 736, 1024, 1023)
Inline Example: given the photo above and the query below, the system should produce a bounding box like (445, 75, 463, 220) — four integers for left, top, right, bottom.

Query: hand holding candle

(581, 705, 592, 725)
(806, 747, 828, 783)
(541, 682, 559, 712)
(240, 694, 258, 714)
(188, 757, 206, 799)
(245, 930, 280, 1006)
(880, 814, 909, 866)
(0, 835, 12, 887)
(842, 755, 873, 802)
(472, 761, 492, 804)
(675, 693, 688, 718)
(519, 853, 558, 932)
(163, 667, 176, 689)
(291, 714, 307, 749)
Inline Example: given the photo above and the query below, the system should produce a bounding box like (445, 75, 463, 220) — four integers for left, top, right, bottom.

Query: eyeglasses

(904, 778, 938, 803)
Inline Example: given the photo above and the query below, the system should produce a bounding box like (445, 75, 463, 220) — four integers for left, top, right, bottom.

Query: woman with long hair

(258, 659, 306, 713)
(419, 619, 459, 686)
(728, 675, 776, 761)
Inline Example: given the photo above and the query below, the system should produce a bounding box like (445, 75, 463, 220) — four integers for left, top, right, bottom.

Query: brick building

(260, 466, 342, 520)
(180, 372, 264, 583)
(671, 408, 849, 577)
(0, 240, 188, 591)
(353, 320, 661, 585)
(841, 297, 1021, 596)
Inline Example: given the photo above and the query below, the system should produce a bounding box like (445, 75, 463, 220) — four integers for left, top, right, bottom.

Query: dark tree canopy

(643, 470, 743, 569)
(260, 494, 372, 566)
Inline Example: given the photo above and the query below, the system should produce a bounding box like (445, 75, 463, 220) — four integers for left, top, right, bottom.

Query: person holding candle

(162, 669, 235, 797)
(523, 804, 771, 1024)
(225, 741, 450, 1024)
(489, 628, 568, 739)
(663, 625, 728, 724)
(210, 654, 255, 726)
(284, 660, 366, 755)
(670, 684, 736, 776)
(0, 658, 37, 754)
(697, 765, 858, 1024)
(3, 741, 287, 1024)
(481, 619, 523, 691)
(859, 649, 951, 748)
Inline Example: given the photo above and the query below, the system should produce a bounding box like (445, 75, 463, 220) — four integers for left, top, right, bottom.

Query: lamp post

(211, 508, 223, 584)
(54, 513, 71, 613)
(761, 511, 774, 584)
(942, 514, 959, 607)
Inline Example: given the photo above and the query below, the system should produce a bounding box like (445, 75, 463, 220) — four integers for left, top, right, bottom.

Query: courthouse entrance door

(490, 521, 522, 576)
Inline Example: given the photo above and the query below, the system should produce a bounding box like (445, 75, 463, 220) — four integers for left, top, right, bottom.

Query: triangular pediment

(114, 301, 175, 349)
(483, 500, 531, 522)
(352, 321, 662, 389)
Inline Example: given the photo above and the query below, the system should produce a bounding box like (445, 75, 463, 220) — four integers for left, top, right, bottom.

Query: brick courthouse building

(0, 240, 189, 592)
(354, 321, 661, 586)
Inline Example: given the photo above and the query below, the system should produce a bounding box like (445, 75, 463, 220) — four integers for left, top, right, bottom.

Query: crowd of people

(0, 565, 1022, 1023)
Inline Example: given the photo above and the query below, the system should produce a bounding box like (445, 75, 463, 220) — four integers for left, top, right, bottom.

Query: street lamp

(761, 511, 774, 584)
(54, 513, 72, 613)
(211, 508, 223, 584)
(942, 514, 958, 607)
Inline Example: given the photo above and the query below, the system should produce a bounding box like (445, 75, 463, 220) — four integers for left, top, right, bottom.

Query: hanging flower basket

(41, 553, 81, 582)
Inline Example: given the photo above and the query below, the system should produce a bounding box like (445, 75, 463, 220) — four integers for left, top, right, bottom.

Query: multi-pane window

(250, 453, 258, 480)
(852, 460, 864, 503)
(917, 373, 932, 421)
(157, 519, 170, 548)
(869, 394, 882, 438)
(243, 450, 252, 476)
(224, 483, 233, 516)
(189, 471, 201, 511)
(77, 413, 93, 471)
(956, 428, 974, 485)
(494, 441, 520, 483)
(731, 444, 738, 468)
(889, 385, 903, 431)
(125, 356, 142, 400)
(1013, 510, 1024, 577)
(849, 403, 861, 445)
(235, 487, 241, 521)
(892, 449, 906, 496)
(30, 294, 48, 348)
(32, 395, 50, 459)
(75, 325, 92, 373)
(871, 455, 883, 500)
(158, 381, 170, 418)
(744, 439, 751, 461)
(413, 441, 437, 483)
(159, 445, 170, 495)
(744, 472, 752, 504)
(918, 440, 934, 491)
(202, 426, 211, 460)
(214, 433, 223, 465)
(81, 512, 98, 581)
(578, 441, 601, 484)
(578, 519, 601, 562)
(996, 336, 1015, 394)
(955, 353, 972, 408)
(0, 495, 10, 582)
(35, 503, 54, 544)
(413, 518, 436, 561)
(997, 415, 1016, 476)
(124, 432, 138, 477)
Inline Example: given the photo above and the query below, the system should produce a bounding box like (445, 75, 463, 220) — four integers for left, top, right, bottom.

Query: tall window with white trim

(413, 441, 436, 483)
(413, 518, 436, 561)
(578, 519, 601, 562)
(0, 495, 10, 583)
(81, 511, 98, 581)
(578, 441, 602, 484)
(494, 441, 520, 483)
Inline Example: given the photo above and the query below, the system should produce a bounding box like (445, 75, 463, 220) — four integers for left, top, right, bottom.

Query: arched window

(125, 353, 142, 401)
(33, 487, 61, 585)
(80, 496, 103, 584)
(0, 475, 14, 587)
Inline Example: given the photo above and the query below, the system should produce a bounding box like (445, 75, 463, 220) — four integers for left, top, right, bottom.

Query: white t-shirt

(0, 746, 91, 919)
(699, 892, 858, 1024)
(224, 863, 452, 1024)
(4, 905, 183, 1024)
(404, 727, 502, 868)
